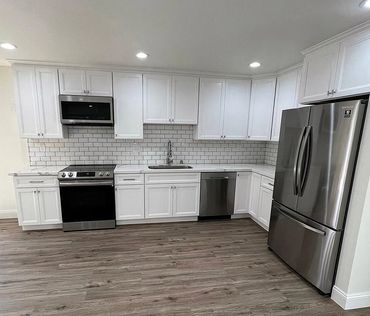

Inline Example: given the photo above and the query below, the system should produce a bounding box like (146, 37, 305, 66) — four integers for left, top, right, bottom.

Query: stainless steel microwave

(59, 95, 114, 126)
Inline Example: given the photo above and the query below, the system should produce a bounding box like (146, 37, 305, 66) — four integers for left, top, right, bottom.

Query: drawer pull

(123, 179, 136, 181)
(29, 180, 45, 183)
(268, 183, 274, 186)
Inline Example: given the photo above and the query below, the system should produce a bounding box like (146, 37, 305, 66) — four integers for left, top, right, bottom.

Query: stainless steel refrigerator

(268, 97, 367, 294)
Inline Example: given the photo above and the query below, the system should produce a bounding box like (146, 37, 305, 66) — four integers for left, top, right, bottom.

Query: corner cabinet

(248, 78, 276, 141)
(58, 68, 113, 96)
(271, 68, 301, 141)
(195, 78, 251, 140)
(300, 26, 370, 103)
(13, 65, 66, 139)
(143, 74, 199, 124)
(113, 72, 143, 139)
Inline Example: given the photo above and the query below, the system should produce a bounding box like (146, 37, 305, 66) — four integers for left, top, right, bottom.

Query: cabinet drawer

(145, 173, 200, 184)
(115, 174, 144, 185)
(14, 176, 58, 188)
(261, 176, 274, 190)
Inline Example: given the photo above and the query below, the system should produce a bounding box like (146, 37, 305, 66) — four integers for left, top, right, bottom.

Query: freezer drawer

(268, 201, 342, 294)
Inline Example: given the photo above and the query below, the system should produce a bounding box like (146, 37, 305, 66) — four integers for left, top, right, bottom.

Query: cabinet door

(115, 185, 145, 220)
(15, 188, 39, 225)
(86, 70, 113, 96)
(143, 74, 172, 124)
(234, 172, 251, 214)
(58, 68, 86, 95)
(271, 69, 301, 141)
(335, 29, 370, 97)
(113, 72, 143, 139)
(13, 65, 40, 138)
(222, 79, 251, 140)
(249, 173, 261, 218)
(248, 78, 276, 141)
(173, 183, 200, 217)
(38, 187, 62, 224)
(145, 184, 172, 218)
(299, 43, 339, 103)
(172, 76, 199, 124)
(35, 67, 65, 138)
(257, 186, 273, 230)
(196, 78, 224, 139)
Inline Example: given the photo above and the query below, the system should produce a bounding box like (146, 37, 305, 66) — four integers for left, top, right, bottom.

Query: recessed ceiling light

(249, 62, 261, 68)
(360, 0, 370, 8)
(0, 42, 17, 50)
(136, 51, 148, 59)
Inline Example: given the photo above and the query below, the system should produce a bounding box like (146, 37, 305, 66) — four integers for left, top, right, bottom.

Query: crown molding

(301, 19, 370, 55)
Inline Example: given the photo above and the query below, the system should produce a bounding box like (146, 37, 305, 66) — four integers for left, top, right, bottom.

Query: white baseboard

(332, 285, 370, 310)
(231, 213, 250, 219)
(0, 209, 17, 219)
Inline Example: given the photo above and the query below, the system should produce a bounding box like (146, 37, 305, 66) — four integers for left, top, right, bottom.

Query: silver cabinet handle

(332, 89, 336, 94)
(327, 90, 331, 96)
(29, 180, 44, 183)
(122, 179, 135, 181)
(169, 118, 171, 122)
(268, 182, 274, 186)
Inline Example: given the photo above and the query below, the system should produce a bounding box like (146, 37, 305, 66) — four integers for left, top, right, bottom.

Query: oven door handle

(59, 180, 114, 187)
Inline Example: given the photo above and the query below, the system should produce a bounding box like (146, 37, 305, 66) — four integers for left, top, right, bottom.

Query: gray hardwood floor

(0, 218, 369, 316)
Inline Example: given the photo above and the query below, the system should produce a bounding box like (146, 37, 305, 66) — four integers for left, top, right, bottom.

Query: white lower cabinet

(234, 172, 251, 214)
(257, 185, 273, 229)
(15, 185, 61, 226)
(173, 183, 200, 217)
(248, 173, 274, 231)
(115, 185, 145, 220)
(145, 184, 173, 218)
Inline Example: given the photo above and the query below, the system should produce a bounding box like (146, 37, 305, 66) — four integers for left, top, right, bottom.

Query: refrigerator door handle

(278, 208, 326, 236)
(293, 127, 306, 195)
(297, 126, 312, 196)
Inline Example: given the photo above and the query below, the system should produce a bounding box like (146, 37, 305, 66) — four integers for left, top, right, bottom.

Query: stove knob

(99, 172, 104, 176)
(61, 173, 66, 178)
(105, 172, 110, 176)
(68, 172, 73, 177)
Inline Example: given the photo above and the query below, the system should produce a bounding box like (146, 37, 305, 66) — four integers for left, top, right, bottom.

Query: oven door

(59, 180, 115, 231)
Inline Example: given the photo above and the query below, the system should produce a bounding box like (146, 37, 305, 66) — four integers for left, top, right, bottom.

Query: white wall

(0, 66, 28, 217)
(332, 104, 370, 309)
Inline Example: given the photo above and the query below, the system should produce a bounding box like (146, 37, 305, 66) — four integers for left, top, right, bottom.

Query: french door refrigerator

(268, 97, 367, 294)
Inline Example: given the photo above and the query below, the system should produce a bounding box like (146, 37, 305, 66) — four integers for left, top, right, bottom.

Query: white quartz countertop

(114, 164, 276, 179)
(9, 166, 66, 176)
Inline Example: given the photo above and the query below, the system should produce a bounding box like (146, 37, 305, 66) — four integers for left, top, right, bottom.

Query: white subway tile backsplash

(27, 125, 278, 166)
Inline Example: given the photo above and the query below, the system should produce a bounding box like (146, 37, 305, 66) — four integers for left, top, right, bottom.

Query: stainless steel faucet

(166, 140, 173, 165)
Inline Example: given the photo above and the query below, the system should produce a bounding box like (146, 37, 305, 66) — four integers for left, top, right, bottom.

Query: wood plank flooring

(0, 218, 369, 316)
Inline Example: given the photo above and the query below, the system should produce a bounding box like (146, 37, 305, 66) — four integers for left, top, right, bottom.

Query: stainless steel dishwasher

(199, 172, 237, 217)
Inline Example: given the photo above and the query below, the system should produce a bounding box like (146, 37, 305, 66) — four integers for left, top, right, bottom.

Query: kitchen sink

(148, 165, 193, 169)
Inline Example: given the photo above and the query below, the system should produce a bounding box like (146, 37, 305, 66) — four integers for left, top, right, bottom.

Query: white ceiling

(0, 0, 369, 75)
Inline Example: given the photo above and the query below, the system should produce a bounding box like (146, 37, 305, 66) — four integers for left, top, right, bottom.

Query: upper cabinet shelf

(58, 68, 113, 96)
(300, 25, 370, 103)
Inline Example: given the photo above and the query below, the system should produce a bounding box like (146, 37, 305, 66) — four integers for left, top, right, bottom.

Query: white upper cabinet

(13, 65, 65, 139)
(143, 74, 199, 124)
(35, 67, 64, 138)
(335, 28, 370, 97)
(196, 78, 251, 140)
(271, 68, 301, 141)
(113, 72, 143, 139)
(248, 77, 276, 141)
(59, 68, 112, 96)
(196, 78, 225, 139)
(143, 74, 172, 124)
(171, 75, 199, 124)
(222, 79, 251, 140)
(299, 43, 339, 103)
(85, 70, 113, 96)
(300, 25, 370, 103)
(13, 65, 40, 138)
